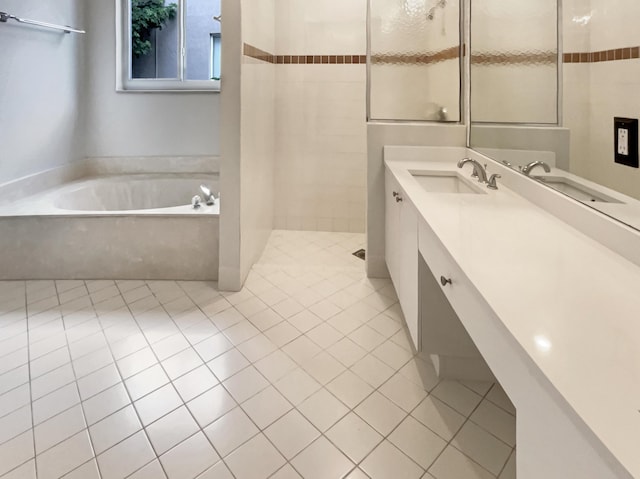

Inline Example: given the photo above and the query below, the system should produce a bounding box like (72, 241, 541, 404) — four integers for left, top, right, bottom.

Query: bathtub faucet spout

(199, 185, 218, 206)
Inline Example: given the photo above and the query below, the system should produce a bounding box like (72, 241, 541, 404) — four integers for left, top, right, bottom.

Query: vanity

(384, 146, 640, 479)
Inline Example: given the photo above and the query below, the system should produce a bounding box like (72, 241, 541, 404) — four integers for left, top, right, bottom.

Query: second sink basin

(410, 171, 486, 194)
(532, 176, 622, 204)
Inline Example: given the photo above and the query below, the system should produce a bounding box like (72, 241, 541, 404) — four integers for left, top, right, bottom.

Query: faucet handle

(487, 174, 501, 190)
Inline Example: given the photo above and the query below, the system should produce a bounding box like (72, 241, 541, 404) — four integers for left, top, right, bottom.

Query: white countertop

(385, 153, 640, 478)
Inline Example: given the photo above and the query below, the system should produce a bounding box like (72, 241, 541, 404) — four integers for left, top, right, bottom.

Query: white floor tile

(63, 459, 101, 479)
(162, 348, 204, 380)
(354, 392, 406, 436)
(204, 406, 259, 458)
(0, 405, 31, 446)
(350, 354, 395, 388)
(411, 396, 466, 441)
(378, 373, 428, 412)
(36, 429, 94, 479)
(326, 412, 383, 463)
(82, 383, 131, 426)
(388, 416, 447, 469)
(89, 404, 142, 454)
(186, 384, 237, 428)
(254, 350, 297, 382)
(124, 365, 170, 401)
(223, 366, 270, 403)
(431, 381, 483, 417)
(290, 436, 353, 479)
(34, 404, 86, 454)
(281, 336, 322, 364)
(196, 461, 234, 479)
(270, 464, 303, 479)
(32, 383, 80, 425)
(160, 431, 219, 479)
(134, 383, 183, 426)
(451, 421, 512, 476)
(360, 440, 424, 479)
(240, 386, 292, 429)
(128, 459, 167, 479)
(264, 410, 320, 459)
(297, 388, 350, 432)
(173, 365, 219, 402)
(225, 433, 286, 479)
(207, 349, 249, 382)
(0, 232, 518, 479)
(428, 446, 494, 479)
(146, 406, 200, 455)
(470, 400, 517, 447)
(326, 370, 374, 408)
(301, 351, 345, 385)
(0, 430, 34, 476)
(97, 430, 155, 479)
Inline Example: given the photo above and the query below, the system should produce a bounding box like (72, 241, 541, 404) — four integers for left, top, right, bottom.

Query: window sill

(115, 88, 220, 94)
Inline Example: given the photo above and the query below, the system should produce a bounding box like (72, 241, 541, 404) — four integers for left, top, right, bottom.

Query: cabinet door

(385, 172, 401, 286)
(399, 198, 419, 350)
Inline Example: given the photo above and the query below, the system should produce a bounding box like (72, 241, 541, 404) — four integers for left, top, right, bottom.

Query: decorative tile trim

(471, 51, 557, 66)
(563, 46, 640, 63)
(370, 46, 460, 65)
(243, 43, 365, 64)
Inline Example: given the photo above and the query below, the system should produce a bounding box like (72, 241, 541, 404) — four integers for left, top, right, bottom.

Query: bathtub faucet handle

(192, 195, 202, 209)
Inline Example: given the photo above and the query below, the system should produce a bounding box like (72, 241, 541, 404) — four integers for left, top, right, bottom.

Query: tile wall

(563, 0, 640, 200)
(271, 0, 368, 233)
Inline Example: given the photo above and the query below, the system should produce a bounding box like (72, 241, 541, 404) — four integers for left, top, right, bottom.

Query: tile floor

(0, 230, 516, 479)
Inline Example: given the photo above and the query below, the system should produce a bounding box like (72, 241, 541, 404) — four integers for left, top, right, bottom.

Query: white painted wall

(0, 0, 86, 184)
(83, 0, 219, 158)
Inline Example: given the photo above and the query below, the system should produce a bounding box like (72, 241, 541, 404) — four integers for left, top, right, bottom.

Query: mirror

(469, 1, 640, 232)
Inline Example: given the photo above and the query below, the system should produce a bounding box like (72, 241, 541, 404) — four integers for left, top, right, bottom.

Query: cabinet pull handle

(395, 196, 403, 203)
(393, 191, 399, 197)
(440, 276, 452, 286)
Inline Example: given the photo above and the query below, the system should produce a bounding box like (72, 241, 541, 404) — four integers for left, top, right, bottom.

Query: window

(118, 0, 221, 91)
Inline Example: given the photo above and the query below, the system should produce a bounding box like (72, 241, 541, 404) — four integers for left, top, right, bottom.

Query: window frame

(116, 0, 220, 93)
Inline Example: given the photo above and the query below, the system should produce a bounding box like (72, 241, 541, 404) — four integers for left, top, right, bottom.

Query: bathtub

(0, 158, 220, 280)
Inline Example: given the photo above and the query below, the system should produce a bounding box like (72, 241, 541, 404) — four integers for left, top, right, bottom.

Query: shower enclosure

(368, 0, 462, 122)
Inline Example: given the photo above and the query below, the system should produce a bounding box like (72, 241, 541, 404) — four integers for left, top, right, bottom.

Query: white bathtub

(0, 161, 220, 280)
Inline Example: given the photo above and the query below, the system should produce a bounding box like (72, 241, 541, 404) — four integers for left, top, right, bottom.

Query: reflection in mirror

(368, 0, 461, 121)
(470, 0, 640, 232)
(470, 0, 558, 124)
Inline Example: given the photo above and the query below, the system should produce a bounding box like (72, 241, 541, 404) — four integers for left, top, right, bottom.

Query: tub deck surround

(0, 157, 220, 281)
(384, 147, 640, 478)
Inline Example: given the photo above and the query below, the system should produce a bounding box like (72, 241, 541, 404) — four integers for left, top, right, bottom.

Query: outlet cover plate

(614, 117, 639, 168)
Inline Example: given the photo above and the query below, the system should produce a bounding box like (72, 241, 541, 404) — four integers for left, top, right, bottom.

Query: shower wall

(273, 0, 367, 233)
(0, 0, 86, 184)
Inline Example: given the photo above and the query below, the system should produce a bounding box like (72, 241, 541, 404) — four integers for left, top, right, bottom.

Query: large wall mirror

(469, 0, 640, 232)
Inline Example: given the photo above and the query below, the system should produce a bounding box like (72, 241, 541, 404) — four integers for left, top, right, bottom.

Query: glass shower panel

(369, 0, 461, 122)
(471, 0, 558, 124)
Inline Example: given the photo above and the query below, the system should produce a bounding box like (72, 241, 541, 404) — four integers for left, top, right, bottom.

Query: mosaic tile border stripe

(371, 46, 460, 65)
(564, 46, 640, 63)
(471, 51, 557, 66)
(243, 43, 366, 64)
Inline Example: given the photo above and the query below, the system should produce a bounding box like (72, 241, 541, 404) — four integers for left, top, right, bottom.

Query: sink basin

(411, 171, 485, 194)
(532, 176, 622, 204)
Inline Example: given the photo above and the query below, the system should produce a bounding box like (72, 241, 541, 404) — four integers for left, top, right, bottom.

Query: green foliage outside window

(131, 0, 178, 58)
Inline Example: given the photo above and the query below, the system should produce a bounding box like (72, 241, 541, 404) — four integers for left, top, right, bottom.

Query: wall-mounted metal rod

(0, 11, 85, 34)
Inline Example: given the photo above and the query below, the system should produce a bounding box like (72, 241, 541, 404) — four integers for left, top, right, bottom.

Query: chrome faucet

(521, 161, 551, 176)
(457, 158, 488, 183)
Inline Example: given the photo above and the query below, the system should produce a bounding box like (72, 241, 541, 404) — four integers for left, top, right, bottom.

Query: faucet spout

(457, 158, 488, 183)
(522, 161, 551, 176)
